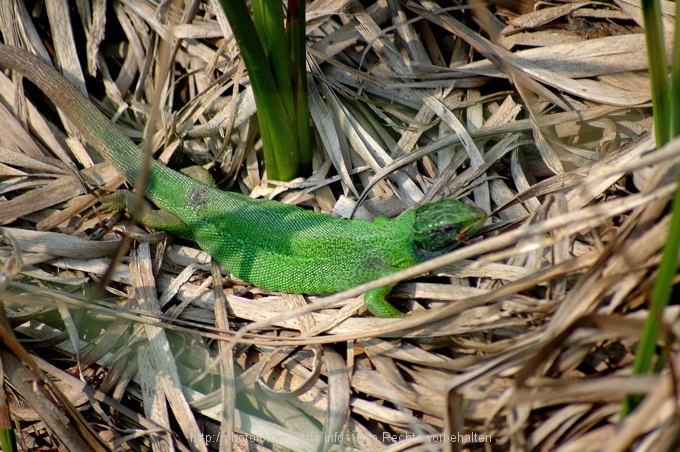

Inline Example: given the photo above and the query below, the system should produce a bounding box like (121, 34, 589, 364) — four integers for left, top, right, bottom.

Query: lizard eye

(412, 200, 486, 258)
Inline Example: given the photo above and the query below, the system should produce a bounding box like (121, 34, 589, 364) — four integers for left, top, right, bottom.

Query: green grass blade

(643, 0, 670, 146)
(672, 0, 680, 136)
(0, 428, 16, 452)
(622, 0, 680, 417)
(622, 173, 680, 414)
(253, 0, 293, 111)
(287, 0, 312, 167)
(218, 0, 308, 181)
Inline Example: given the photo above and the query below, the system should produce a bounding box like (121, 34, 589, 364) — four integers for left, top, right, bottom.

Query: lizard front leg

(363, 284, 403, 317)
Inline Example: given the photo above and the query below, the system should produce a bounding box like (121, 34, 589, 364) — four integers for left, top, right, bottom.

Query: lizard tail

(0, 43, 197, 211)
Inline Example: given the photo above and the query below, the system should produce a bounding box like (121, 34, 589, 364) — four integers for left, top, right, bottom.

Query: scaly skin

(0, 44, 486, 317)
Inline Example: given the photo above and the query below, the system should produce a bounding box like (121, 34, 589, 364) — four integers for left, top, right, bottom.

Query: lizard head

(412, 199, 486, 260)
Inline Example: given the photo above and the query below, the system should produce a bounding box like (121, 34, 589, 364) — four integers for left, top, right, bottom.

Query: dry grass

(0, 0, 675, 450)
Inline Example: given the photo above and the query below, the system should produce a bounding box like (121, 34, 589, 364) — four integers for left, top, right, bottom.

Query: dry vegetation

(0, 0, 675, 450)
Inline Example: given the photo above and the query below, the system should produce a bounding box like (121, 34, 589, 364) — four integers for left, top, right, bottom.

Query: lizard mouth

(413, 225, 465, 259)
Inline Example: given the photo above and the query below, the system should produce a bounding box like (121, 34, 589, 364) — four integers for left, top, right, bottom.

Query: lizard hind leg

(180, 165, 219, 187)
(102, 190, 194, 239)
(363, 284, 404, 318)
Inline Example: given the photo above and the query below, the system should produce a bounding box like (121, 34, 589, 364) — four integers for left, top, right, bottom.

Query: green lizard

(0, 43, 486, 317)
